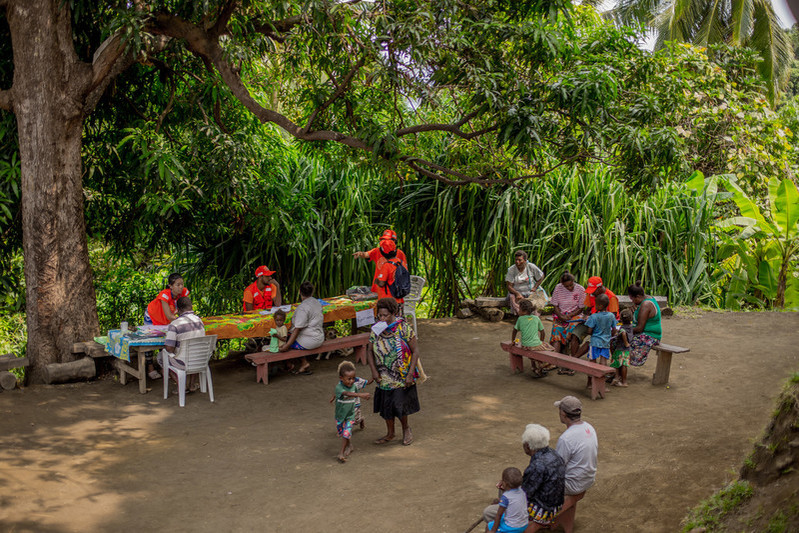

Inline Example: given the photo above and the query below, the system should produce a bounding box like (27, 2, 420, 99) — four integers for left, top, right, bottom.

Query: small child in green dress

(512, 299, 554, 378)
(334, 360, 372, 463)
(610, 308, 633, 387)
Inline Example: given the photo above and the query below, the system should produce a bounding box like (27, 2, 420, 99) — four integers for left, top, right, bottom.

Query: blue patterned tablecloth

(104, 328, 167, 362)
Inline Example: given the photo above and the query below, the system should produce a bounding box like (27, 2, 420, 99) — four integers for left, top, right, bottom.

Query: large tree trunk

(7, 1, 100, 382)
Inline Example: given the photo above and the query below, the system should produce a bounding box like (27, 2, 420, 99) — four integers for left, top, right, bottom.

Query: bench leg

(590, 376, 605, 400)
(509, 353, 524, 373)
(256, 363, 268, 384)
(652, 350, 672, 385)
(354, 345, 367, 366)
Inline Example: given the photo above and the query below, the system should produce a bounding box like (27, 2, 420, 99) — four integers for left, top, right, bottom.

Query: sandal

(148, 370, 162, 380)
(557, 368, 575, 376)
(531, 370, 546, 379)
(374, 436, 395, 445)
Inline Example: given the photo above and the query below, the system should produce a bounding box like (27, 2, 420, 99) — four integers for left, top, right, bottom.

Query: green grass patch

(683, 480, 754, 532)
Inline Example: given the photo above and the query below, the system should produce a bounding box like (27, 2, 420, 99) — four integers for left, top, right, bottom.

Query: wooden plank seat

(651, 343, 690, 386)
(500, 341, 614, 400)
(245, 333, 371, 384)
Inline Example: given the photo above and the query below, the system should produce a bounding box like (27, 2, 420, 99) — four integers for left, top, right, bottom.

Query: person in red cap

(353, 229, 407, 293)
(373, 239, 408, 307)
(569, 276, 618, 359)
(243, 265, 282, 311)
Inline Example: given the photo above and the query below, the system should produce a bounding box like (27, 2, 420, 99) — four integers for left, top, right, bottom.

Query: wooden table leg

(652, 349, 672, 385)
(118, 358, 127, 385)
(137, 347, 147, 394)
(351, 317, 358, 335)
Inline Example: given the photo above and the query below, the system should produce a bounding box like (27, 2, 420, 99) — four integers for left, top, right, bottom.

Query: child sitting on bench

(512, 299, 554, 378)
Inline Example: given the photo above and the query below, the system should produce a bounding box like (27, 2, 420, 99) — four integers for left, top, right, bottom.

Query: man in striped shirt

(158, 296, 206, 390)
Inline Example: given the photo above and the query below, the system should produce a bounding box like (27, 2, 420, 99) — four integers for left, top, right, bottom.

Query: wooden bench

(245, 333, 371, 384)
(0, 353, 28, 390)
(651, 343, 690, 385)
(500, 341, 613, 400)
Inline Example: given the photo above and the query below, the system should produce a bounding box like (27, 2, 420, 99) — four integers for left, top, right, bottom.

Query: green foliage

(0, 313, 26, 378)
(706, 175, 799, 309)
(682, 480, 755, 531)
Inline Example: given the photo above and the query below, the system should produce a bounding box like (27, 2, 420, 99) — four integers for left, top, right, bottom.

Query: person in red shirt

(145, 273, 190, 326)
(144, 272, 190, 379)
(374, 240, 407, 309)
(570, 276, 619, 359)
(243, 265, 282, 311)
(353, 229, 407, 292)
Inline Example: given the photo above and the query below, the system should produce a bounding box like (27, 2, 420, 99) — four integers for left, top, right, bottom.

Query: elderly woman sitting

(505, 251, 546, 315)
(483, 424, 565, 532)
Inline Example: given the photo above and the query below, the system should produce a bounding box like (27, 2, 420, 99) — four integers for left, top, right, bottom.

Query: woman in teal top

(627, 283, 662, 366)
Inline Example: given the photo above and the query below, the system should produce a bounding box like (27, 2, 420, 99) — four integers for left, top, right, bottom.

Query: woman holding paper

(366, 297, 421, 446)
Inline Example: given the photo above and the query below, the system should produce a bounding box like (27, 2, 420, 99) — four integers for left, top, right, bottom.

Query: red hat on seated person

(586, 276, 603, 294)
(255, 265, 276, 278)
(379, 239, 396, 254)
(381, 229, 398, 242)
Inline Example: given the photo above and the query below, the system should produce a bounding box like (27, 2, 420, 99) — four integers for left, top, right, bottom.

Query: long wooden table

(110, 296, 377, 393)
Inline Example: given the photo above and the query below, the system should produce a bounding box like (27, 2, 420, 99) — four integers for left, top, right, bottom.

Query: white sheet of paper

(357, 308, 376, 328)
(370, 320, 388, 336)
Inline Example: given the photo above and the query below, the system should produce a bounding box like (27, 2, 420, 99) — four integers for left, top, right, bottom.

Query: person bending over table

(506, 250, 545, 316)
(243, 265, 282, 311)
(157, 296, 206, 392)
(279, 281, 324, 375)
(366, 297, 420, 446)
(626, 282, 662, 367)
(144, 272, 189, 379)
(569, 276, 618, 360)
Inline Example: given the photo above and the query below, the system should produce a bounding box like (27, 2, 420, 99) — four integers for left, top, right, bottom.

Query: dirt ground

(1, 311, 798, 533)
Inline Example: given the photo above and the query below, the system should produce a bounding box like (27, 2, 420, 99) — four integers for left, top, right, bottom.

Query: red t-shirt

(368, 248, 406, 293)
(147, 287, 190, 325)
(584, 289, 619, 318)
(242, 281, 275, 311)
(375, 257, 407, 303)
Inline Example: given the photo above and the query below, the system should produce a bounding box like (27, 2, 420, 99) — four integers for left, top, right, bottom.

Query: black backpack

(387, 259, 411, 299)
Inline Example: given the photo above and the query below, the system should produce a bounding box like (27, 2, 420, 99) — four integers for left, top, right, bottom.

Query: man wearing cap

(353, 229, 407, 292)
(373, 239, 408, 306)
(243, 265, 282, 312)
(569, 276, 619, 359)
(554, 395, 598, 533)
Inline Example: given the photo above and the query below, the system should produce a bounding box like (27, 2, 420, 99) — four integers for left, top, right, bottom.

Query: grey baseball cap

(554, 395, 582, 415)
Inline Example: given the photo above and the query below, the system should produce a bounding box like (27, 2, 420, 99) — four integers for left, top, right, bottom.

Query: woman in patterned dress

(366, 297, 420, 446)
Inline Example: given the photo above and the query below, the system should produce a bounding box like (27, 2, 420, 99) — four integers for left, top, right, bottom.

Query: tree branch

(210, 0, 238, 36)
(304, 56, 365, 133)
(0, 89, 12, 112)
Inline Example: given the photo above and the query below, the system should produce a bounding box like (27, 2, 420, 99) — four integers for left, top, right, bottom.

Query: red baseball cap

(586, 276, 603, 294)
(255, 265, 276, 278)
(381, 229, 398, 242)
(379, 239, 396, 254)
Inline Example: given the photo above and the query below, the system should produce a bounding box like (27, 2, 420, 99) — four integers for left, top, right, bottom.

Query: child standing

(583, 293, 615, 389)
(334, 361, 371, 463)
(267, 310, 288, 352)
(610, 308, 634, 387)
(512, 299, 554, 378)
(485, 467, 529, 533)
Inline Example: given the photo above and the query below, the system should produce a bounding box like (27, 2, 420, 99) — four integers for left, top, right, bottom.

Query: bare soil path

(1, 311, 797, 532)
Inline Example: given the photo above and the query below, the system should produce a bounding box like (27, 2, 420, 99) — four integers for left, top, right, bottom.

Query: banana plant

(716, 176, 799, 308)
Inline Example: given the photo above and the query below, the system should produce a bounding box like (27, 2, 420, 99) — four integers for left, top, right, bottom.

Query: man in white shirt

(554, 395, 598, 533)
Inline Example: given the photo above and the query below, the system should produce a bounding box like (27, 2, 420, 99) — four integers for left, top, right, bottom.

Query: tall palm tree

(609, 0, 793, 102)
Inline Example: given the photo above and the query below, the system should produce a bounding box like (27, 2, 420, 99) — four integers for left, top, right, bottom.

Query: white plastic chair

(161, 335, 217, 407)
(403, 276, 426, 337)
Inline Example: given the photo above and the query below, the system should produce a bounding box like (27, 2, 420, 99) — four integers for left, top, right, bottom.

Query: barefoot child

(512, 299, 554, 378)
(334, 361, 371, 462)
(610, 308, 633, 387)
(583, 293, 615, 389)
(331, 374, 373, 430)
(485, 467, 529, 533)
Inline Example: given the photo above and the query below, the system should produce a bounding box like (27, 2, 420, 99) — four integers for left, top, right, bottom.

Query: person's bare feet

(359, 420, 365, 430)
(402, 428, 414, 446)
(337, 454, 347, 463)
(613, 381, 628, 387)
(344, 443, 353, 457)
(374, 435, 394, 445)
